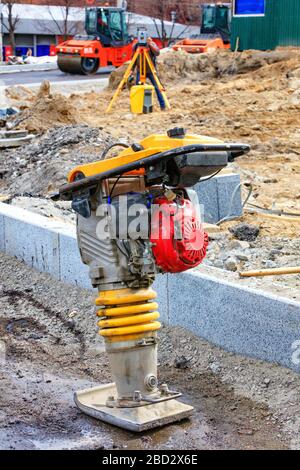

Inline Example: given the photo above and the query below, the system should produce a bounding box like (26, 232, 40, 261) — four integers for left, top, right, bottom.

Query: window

(234, 0, 265, 16)
(86, 8, 98, 32)
(202, 6, 215, 30)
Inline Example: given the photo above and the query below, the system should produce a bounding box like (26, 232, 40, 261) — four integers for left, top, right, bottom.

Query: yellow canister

(130, 84, 154, 114)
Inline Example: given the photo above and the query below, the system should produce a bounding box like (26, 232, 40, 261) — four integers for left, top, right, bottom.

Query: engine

(76, 187, 208, 290)
(151, 195, 209, 273)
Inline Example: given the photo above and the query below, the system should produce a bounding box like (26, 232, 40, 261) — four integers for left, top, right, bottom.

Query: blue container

(37, 45, 50, 57)
(15, 47, 28, 57)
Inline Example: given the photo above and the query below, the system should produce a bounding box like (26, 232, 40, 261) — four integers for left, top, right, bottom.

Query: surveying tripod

(106, 45, 171, 113)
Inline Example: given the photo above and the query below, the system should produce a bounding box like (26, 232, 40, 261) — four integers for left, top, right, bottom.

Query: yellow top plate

(68, 133, 224, 182)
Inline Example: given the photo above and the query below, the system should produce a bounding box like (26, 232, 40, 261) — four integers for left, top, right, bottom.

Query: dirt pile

(108, 49, 299, 89)
(157, 49, 298, 84)
(6, 81, 79, 133)
(5, 85, 36, 110)
(108, 65, 126, 90)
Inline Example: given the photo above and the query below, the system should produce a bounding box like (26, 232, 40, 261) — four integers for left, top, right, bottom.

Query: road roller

(56, 6, 134, 75)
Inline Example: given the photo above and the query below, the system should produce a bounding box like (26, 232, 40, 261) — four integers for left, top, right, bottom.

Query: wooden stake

(239, 267, 300, 278)
(244, 208, 300, 223)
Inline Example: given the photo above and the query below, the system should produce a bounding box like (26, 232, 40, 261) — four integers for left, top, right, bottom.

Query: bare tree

(151, 0, 192, 47)
(151, 0, 169, 47)
(41, 0, 83, 41)
(1, 0, 20, 53)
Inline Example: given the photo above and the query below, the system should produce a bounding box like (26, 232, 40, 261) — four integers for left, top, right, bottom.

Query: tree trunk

(63, 7, 69, 41)
(9, 30, 16, 54)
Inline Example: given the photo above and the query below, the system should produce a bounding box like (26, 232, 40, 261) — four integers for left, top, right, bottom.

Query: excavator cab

(172, 3, 231, 54)
(201, 4, 231, 42)
(85, 7, 130, 46)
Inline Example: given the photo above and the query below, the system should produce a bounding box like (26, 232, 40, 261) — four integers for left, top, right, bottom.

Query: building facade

(1, 4, 86, 58)
(1, 1, 199, 58)
(231, 0, 300, 50)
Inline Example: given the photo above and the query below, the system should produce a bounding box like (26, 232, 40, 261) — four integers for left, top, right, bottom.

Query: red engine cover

(150, 196, 209, 273)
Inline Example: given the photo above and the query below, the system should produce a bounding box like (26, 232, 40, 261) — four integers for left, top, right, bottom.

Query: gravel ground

(0, 253, 300, 450)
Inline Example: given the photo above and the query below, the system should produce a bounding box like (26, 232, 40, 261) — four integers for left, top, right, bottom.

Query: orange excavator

(56, 6, 134, 75)
(173, 3, 231, 54)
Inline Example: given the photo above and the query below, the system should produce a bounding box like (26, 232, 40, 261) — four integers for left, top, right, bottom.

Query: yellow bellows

(96, 288, 161, 340)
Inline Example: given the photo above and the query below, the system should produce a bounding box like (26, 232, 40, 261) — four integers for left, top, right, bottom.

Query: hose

(216, 181, 300, 226)
(101, 142, 130, 160)
(199, 169, 221, 183)
(246, 203, 300, 218)
(216, 183, 253, 225)
(101, 142, 130, 202)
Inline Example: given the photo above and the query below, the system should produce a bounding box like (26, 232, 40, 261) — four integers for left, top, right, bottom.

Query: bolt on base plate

(74, 383, 193, 432)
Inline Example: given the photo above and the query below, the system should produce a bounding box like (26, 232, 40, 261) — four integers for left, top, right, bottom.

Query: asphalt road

(0, 67, 112, 86)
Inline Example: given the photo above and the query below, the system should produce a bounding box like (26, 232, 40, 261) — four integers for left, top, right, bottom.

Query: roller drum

(57, 54, 99, 75)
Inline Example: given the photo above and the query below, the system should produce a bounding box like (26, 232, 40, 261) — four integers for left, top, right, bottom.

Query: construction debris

(0, 129, 35, 148)
(0, 124, 113, 194)
(161, 49, 298, 82)
(0, 107, 18, 127)
(229, 223, 260, 242)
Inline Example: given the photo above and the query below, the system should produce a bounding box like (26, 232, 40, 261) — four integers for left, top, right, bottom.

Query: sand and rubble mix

(0, 48, 299, 450)
(0, 48, 299, 294)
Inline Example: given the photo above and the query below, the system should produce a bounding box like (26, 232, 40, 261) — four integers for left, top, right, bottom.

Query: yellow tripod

(106, 45, 170, 113)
